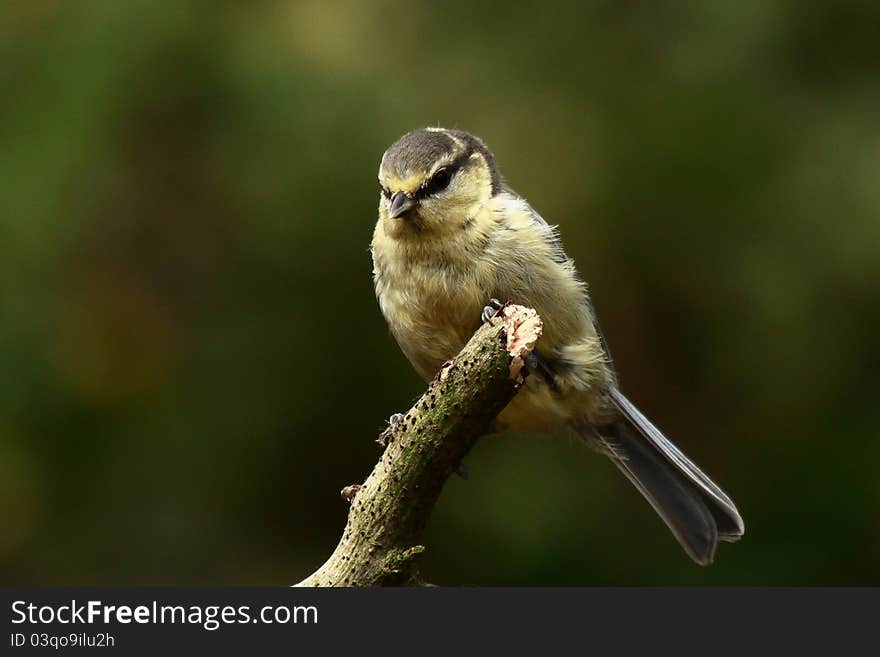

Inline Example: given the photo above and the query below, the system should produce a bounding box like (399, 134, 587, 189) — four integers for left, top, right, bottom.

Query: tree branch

(295, 305, 543, 586)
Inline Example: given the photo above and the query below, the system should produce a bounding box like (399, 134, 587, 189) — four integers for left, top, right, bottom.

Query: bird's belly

(496, 377, 612, 433)
(496, 381, 574, 432)
(379, 275, 485, 381)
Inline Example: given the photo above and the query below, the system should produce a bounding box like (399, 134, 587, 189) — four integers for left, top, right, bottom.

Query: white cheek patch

(461, 154, 493, 197)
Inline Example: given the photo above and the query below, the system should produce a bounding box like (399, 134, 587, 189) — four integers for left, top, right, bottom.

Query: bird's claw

(377, 412, 405, 446)
(525, 352, 540, 370)
(340, 484, 361, 503)
(481, 298, 505, 323)
(526, 348, 560, 393)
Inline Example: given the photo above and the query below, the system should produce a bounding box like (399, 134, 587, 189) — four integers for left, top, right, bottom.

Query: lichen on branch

(295, 305, 542, 587)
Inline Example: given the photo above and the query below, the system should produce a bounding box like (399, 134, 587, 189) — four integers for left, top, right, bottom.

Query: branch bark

(295, 305, 543, 586)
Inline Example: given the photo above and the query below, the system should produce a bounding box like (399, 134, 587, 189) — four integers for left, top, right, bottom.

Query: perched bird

(370, 127, 744, 564)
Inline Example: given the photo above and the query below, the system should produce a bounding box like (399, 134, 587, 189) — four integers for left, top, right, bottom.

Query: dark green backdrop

(2, 0, 878, 585)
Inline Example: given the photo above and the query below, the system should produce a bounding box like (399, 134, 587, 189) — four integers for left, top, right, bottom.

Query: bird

(370, 127, 744, 565)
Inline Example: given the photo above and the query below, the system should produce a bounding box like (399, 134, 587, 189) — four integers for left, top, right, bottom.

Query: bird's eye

(427, 167, 453, 194)
(379, 183, 392, 199)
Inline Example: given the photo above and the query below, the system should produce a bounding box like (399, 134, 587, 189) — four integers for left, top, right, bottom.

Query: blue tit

(371, 128, 744, 564)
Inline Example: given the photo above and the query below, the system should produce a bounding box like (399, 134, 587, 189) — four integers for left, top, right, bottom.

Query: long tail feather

(582, 388, 744, 565)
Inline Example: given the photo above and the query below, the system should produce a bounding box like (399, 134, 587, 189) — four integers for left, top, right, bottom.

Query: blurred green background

(2, 0, 878, 585)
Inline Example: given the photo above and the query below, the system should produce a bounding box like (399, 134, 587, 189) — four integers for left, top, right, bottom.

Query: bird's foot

(526, 349, 561, 393)
(376, 412, 405, 446)
(481, 297, 507, 323)
(340, 484, 361, 503)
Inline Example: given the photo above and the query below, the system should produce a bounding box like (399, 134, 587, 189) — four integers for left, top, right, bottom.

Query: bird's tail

(581, 388, 744, 565)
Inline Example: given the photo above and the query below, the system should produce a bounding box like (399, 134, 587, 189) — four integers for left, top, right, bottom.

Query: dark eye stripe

(424, 167, 452, 195)
(415, 152, 471, 200)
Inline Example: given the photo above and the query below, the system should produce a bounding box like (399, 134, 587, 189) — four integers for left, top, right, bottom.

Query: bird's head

(377, 128, 501, 238)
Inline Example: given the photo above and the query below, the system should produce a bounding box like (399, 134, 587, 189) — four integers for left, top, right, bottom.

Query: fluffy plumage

(370, 127, 744, 564)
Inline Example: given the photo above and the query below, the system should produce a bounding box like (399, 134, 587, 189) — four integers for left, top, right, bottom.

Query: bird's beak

(388, 192, 416, 219)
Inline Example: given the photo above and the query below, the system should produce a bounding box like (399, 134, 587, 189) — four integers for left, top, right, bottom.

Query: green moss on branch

(295, 305, 542, 587)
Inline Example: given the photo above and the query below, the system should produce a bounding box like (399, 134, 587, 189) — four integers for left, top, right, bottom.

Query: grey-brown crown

(381, 128, 502, 195)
